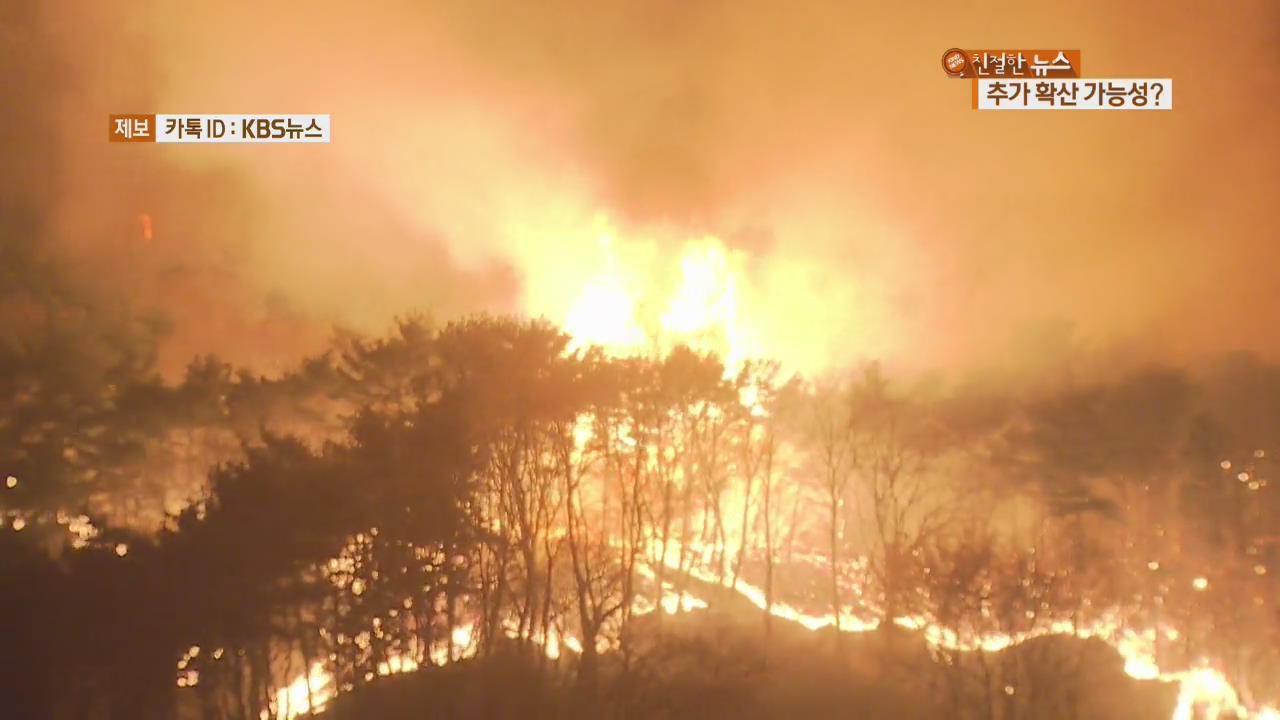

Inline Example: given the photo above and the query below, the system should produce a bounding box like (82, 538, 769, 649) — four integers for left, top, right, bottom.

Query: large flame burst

(533, 214, 882, 377)
(559, 217, 758, 371)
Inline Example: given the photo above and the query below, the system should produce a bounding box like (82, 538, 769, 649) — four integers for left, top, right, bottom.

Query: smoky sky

(7, 0, 1280, 377)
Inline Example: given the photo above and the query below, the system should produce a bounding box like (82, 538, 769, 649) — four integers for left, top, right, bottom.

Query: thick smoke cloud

(8, 0, 1279, 377)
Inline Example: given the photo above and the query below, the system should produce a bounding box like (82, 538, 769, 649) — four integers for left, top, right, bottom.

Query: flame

(662, 541, 1278, 720)
(272, 662, 333, 719)
(658, 237, 754, 370)
(137, 212, 153, 242)
(266, 624, 477, 720)
(554, 216, 867, 375)
(560, 218, 756, 370)
(248, 533, 1275, 720)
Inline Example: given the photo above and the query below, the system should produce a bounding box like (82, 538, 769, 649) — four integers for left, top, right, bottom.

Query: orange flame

(561, 219, 756, 370)
(549, 215, 869, 376)
(137, 212, 153, 242)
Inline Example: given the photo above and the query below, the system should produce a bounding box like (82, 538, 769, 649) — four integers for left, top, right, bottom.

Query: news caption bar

(941, 49, 1173, 111)
(110, 114, 330, 143)
(978, 79, 1172, 110)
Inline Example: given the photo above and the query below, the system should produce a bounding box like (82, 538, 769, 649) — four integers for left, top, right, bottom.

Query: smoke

(8, 0, 1280, 377)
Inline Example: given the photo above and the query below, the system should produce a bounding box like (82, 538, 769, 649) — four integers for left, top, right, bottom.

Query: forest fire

(4, 210, 1278, 719)
(245, 311, 1277, 720)
(4, 1, 1279, 719)
(7, 246, 1277, 718)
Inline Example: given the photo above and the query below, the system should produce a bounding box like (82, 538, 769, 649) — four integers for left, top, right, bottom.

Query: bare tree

(806, 373, 859, 635)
